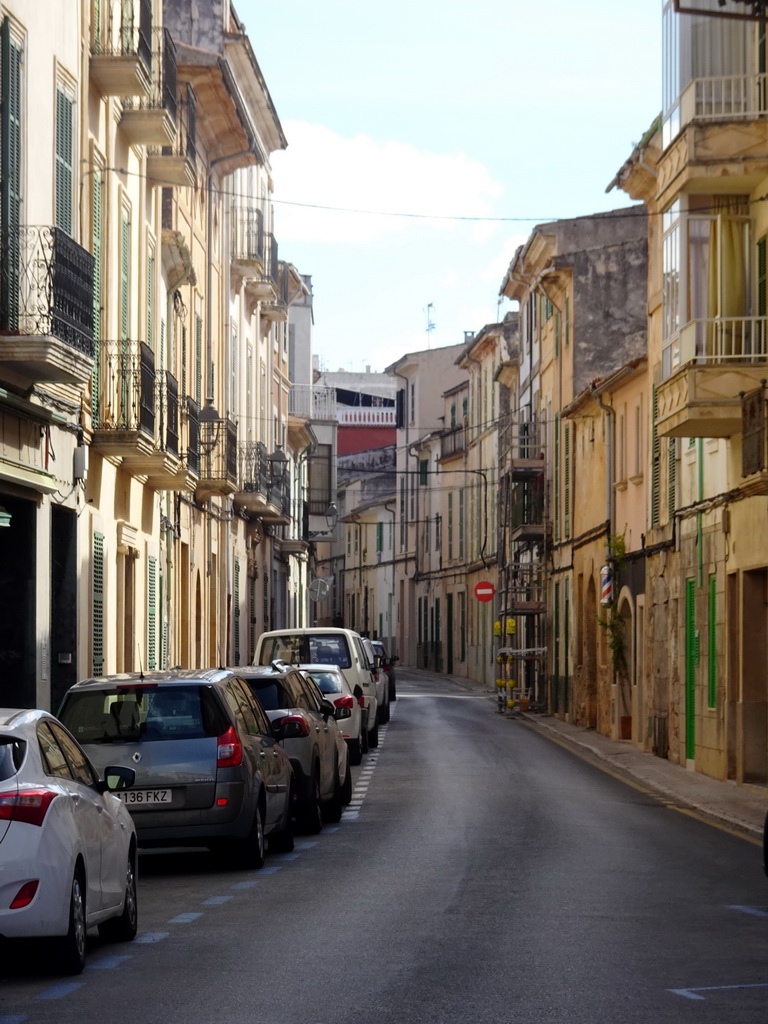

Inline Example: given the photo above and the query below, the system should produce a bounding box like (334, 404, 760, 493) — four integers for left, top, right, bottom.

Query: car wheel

(299, 769, 323, 834)
(55, 869, 87, 974)
(368, 718, 379, 748)
(236, 800, 266, 869)
(268, 783, 295, 854)
(98, 847, 138, 942)
(348, 737, 363, 766)
(323, 764, 344, 823)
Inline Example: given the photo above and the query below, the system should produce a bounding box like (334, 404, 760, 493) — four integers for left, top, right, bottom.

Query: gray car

(57, 669, 294, 867)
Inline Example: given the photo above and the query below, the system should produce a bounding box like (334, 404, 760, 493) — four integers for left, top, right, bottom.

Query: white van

(253, 627, 381, 753)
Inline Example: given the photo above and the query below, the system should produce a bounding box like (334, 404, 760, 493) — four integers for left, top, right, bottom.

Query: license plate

(118, 788, 171, 806)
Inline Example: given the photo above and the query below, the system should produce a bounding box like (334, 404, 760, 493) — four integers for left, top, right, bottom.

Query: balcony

(289, 384, 336, 420)
(196, 416, 239, 498)
(657, 317, 768, 438)
(245, 233, 279, 306)
(231, 204, 266, 280)
(120, 28, 177, 148)
(146, 86, 196, 188)
(504, 419, 546, 479)
(0, 226, 94, 385)
(659, 74, 768, 200)
(261, 260, 290, 322)
(510, 478, 546, 543)
(92, 341, 189, 487)
(90, 0, 152, 98)
(235, 441, 291, 523)
(440, 424, 467, 460)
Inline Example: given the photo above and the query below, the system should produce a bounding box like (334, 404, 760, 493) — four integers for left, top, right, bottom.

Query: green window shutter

(758, 237, 767, 317)
(418, 458, 428, 485)
(233, 557, 241, 664)
(231, 326, 237, 414)
(564, 423, 571, 538)
(651, 386, 661, 528)
(554, 414, 560, 542)
(667, 437, 677, 522)
(146, 249, 155, 349)
(120, 214, 130, 340)
(1, 19, 22, 330)
(55, 88, 73, 236)
(91, 172, 103, 422)
(448, 489, 454, 557)
(147, 556, 157, 671)
(555, 309, 561, 359)
(376, 522, 383, 553)
(159, 571, 167, 670)
(181, 323, 187, 397)
(195, 314, 203, 405)
(92, 532, 105, 676)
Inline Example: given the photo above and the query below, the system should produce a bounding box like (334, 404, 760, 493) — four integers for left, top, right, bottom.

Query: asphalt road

(3, 668, 768, 1023)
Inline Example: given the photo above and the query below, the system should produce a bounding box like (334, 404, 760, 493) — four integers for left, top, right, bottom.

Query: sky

(238, 1, 662, 374)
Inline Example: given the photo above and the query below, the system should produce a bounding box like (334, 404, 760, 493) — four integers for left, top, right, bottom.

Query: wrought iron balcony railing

(91, 0, 152, 67)
(510, 477, 545, 533)
(93, 339, 155, 434)
(239, 441, 271, 495)
(232, 205, 265, 264)
(440, 424, 467, 459)
(0, 225, 94, 356)
(123, 26, 177, 117)
(199, 416, 238, 489)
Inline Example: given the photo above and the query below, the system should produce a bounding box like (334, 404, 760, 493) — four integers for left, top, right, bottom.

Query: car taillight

(277, 714, 310, 737)
(0, 789, 57, 827)
(217, 725, 243, 767)
(356, 693, 365, 707)
(10, 880, 39, 909)
(334, 696, 355, 709)
(373, 670, 380, 682)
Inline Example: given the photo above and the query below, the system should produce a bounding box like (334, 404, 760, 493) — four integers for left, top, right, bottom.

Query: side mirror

(103, 765, 135, 792)
(320, 698, 335, 720)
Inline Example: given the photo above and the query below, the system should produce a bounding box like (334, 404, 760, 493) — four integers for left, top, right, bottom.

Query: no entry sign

(474, 580, 495, 602)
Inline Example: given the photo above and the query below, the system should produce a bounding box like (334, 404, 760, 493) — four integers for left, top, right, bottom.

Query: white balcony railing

(289, 384, 336, 420)
(336, 406, 396, 427)
(662, 316, 768, 379)
(680, 74, 767, 125)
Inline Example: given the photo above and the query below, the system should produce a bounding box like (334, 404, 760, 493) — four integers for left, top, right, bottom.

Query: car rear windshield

(0, 738, 24, 781)
(246, 680, 294, 712)
(58, 686, 227, 743)
(307, 671, 343, 695)
(258, 634, 352, 669)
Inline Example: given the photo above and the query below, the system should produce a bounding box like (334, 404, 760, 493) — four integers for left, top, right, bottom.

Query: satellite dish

(308, 577, 330, 602)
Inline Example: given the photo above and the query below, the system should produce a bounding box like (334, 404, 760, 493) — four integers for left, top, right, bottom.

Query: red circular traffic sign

(474, 580, 495, 602)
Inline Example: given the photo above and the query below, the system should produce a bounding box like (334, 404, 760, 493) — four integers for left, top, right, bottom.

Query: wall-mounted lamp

(325, 502, 338, 529)
(199, 398, 223, 455)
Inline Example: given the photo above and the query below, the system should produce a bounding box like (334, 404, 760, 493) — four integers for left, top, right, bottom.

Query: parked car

(57, 669, 294, 867)
(362, 636, 390, 725)
(253, 627, 380, 748)
(299, 664, 366, 765)
(371, 640, 398, 701)
(0, 708, 137, 974)
(236, 661, 351, 832)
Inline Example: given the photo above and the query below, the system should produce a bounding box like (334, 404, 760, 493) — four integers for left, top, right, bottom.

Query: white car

(299, 664, 366, 765)
(362, 636, 390, 726)
(0, 708, 138, 974)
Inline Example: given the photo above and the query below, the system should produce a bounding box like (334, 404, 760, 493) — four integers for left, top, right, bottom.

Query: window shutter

(564, 422, 571, 538)
(92, 532, 105, 675)
(181, 323, 187, 397)
(685, 577, 696, 760)
(55, 88, 73, 236)
(758, 236, 767, 317)
(233, 557, 241, 664)
(667, 437, 677, 522)
(195, 314, 203, 405)
(146, 248, 155, 349)
(708, 574, 717, 708)
(447, 493, 453, 560)
(565, 296, 570, 348)
(651, 386, 661, 527)
(555, 310, 561, 359)
(147, 555, 157, 671)
(458, 488, 465, 559)
(249, 571, 257, 662)
(91, 172, 103, 422)
(1, 19, 22, 330)
(120, 214, 130, 340)
(554, 414, 560, 542)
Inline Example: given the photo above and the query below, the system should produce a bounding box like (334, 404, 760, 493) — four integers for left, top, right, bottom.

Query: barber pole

(600, 565, 613, 606)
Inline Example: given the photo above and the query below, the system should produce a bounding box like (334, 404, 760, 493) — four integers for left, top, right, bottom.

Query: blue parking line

(255, 865, 281, 875)
(230, 880, 258, 890)
(170, 912, 204, 923)
(37, 983, 84, 1000)
(88, 955, 133, 969)
(273, 852, 300, 861)
(134, 931, 170, 943)
(0, 1015, 28, 1023)
(293, 841, 318, 850)
(323, 826, 340, 834)
(202, 895, 233, 905)
(727, 905, 768, 917)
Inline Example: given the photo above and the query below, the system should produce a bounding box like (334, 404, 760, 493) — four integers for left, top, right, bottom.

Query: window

(1, 20, 22, 330)
(447, 493, 453, 560)
(92, 532, 105, 675)
(146, 242, 155, 348)
(419, 459, 428, 485)
(147, 555, 157, 671)
(120, 209, 131, 341)
(458, 489, 465, 560)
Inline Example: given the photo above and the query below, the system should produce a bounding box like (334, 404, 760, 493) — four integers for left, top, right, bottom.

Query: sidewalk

(518, 713, 768, 839)
(403, 668, 768, 839)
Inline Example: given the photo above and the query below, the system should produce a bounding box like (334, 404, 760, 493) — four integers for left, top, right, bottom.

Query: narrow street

(2, 668, 768, 1024)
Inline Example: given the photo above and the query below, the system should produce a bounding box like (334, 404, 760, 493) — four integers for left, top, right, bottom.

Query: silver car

(57, 669, 294, 867)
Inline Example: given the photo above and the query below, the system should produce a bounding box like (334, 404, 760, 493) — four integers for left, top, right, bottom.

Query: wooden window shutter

(447, 493, 453, 560)
(249, 570, 257, 662)
(91, 172, 103, 422)
(1, 19, 22, 330)
(181, 323, 187, 398)
(555, 310, 561, 359)
(667, 437, 677, 522)
(195, 314, 203, 406)
(92, 532, 105, 675)
(55, 88, 73, 235)
(708, 574, 717, 708)
(554, 413, 560, 542)
(120, 214, 130, 340)
(565, 296, 570, 348)
(650, 386, 661, 528)
(564, 422, 571, 538)
(146, 248, 155, 349)
(147, 555, 157, 671)
(685, 577, 697, 760)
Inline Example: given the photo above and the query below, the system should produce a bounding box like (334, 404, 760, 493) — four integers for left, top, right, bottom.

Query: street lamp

(268, 445, 289, 486)
(198, 398, 223, 455)
(325, 501, 338, 529)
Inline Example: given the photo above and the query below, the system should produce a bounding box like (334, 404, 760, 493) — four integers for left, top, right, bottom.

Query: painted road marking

(88, 955, 132, 969)
(670, 982, 768, 1000)
(202, 895, 233, 905)
(727, 905, 768, 917)
(134, 932, 169, 943)
(37, 984, 83, 1000)
(170, 912, 204, 923)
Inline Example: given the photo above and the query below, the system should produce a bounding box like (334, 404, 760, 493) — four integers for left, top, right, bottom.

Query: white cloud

(272, 121, 505, 245)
